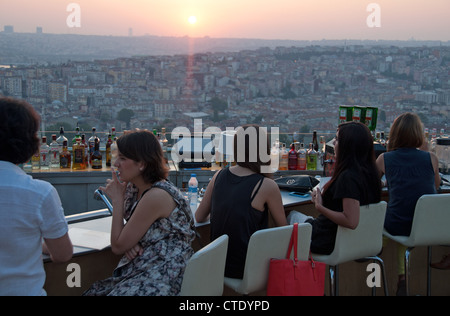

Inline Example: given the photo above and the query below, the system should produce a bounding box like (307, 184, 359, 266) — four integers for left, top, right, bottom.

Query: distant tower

(128, 28, 133, 37)
(4, 25, 14, 33)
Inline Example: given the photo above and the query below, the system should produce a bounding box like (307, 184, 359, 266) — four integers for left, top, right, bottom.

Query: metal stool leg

(405, 247, 413, 296)
(427, 246, 432, 296)
(329, 265, 338, 296)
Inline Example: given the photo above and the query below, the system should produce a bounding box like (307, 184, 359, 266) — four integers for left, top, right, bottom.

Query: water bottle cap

(191, 173, 197, 177)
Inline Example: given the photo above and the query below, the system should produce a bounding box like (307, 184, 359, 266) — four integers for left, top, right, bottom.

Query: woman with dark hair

(0, 97, 72, 296)
(84, 130, 195, 296)
(288, 122, 382, 255)
(196, 124, 287, 278)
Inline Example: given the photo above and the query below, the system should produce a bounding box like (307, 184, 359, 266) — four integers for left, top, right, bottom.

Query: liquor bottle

(312, 130, 319, 152)
(297, 143, 307, 171)
(106, 132, 112, 167)
(423, 128, 430, 151)
(72, 137, 86, 170)
(40, 136, 50, 170)
(279, 143, 288, 170)
(88, 127, 99, 164)
(72, 123, 81, 145)
(49, 134, 60, 168)
(60, 140, 71, 169)
(380, 131, 386, 147)
(431, 128, 437, 153)
(91, 138, 103, 169)
(32, 151, 40, 170)
(306, 143, 317, 171)
(375, 131, 381, 143)
(318, 136, 326, 171)
(56, 126, 68, 154)
(81, 134, 89, 167)
(288, 143, 298, 170)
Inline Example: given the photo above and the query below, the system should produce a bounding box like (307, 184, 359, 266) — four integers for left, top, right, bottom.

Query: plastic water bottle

(188, 174, 199, 214)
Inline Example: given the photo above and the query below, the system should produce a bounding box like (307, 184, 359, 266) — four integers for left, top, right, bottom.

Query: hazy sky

(1, 0, 449, 41)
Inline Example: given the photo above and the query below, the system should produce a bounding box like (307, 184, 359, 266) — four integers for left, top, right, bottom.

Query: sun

(188, 16, 197, 25)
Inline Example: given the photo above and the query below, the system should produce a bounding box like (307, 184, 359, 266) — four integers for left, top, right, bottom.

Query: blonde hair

(388, 112, 423, 151)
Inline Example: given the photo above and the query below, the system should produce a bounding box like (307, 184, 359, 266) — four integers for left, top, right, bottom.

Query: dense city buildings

(0, 33, 449, 139)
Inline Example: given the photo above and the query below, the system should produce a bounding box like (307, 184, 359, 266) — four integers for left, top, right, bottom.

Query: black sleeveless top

(210, 168, 268, 278)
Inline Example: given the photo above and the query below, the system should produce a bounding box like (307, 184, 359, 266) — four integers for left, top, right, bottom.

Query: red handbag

(267, 223, 325, 296)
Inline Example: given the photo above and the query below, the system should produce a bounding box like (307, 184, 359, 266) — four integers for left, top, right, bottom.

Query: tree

(117, 108, 134, 129)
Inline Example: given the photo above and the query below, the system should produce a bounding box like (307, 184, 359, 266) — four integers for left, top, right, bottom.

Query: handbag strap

(286, 223, 298, 261)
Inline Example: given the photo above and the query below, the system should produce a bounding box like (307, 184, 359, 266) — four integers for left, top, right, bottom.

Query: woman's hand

(311, 187, 323, 210)
(99, 169, 128, 207)
(125, 243, 144, 261)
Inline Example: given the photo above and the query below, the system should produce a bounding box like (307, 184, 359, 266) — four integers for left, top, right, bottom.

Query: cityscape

(0, 31, 449, 143)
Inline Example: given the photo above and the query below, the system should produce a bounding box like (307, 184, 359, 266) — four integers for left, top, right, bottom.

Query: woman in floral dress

(84, 130, 195, 296)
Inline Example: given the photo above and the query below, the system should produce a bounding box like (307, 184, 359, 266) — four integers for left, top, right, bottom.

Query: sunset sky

(1, 0, 449, 41)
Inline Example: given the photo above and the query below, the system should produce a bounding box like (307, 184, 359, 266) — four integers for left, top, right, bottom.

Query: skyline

(0, 1, 449, 41)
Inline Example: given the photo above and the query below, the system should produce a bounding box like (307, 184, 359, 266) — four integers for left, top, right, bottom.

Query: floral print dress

(83, 180, 195, 296)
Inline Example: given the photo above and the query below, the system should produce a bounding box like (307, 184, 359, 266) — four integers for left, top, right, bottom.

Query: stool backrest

(330, 201, 387, 265)
(240, 223, 312, 294)
(409, 194, 450, 247)
(180, 234, 229, 296)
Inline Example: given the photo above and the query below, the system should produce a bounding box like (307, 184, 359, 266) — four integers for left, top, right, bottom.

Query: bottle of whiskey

(72, 137, 86, 170)
(91, 138, 103, 169)
(81, 134, 89, 167)
(49, 134, 60, 168)
(106, 132, 112, 167)
(72, 123, 81, 146)
(32, 151, 40, 170)
(60, 140, 71, 169)
(88, 127, 99, 164)
(40, 136, 50, 170)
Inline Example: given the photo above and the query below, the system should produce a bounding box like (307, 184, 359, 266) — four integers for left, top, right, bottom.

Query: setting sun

(188, 16, 197, 25)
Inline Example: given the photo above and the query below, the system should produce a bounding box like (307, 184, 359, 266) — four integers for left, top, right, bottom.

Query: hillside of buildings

(1, 32, 449, 141)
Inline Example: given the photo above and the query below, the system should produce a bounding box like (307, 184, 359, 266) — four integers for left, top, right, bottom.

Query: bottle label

(60, 157, 69, 168)
(74, 148, 83, 163)
(92, 159, 102, 168)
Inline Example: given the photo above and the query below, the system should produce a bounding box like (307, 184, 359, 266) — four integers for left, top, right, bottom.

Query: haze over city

(1, 0, 449, 41)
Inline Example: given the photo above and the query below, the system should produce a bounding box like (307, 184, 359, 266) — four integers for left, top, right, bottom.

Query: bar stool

(312, 201, 389, 296)
(383, 194, 450, 296)
(224, 224, 312, 295)
(180, 235, 229, 296)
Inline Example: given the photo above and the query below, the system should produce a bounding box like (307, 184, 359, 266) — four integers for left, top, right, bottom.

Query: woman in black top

(196, 124, 287, 278)
(289, 122, 381, 254)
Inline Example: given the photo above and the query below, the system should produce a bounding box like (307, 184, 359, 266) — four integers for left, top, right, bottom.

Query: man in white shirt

(0, 98, 72, 296)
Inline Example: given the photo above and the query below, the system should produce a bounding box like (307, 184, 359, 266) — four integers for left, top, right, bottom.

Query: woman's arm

(195, 171, 220, 223)
(99, 171, 175, 255)
(312, 188, 360, 230)
(110, 188, 175, 255)
(261, 179, 288, 227)
(430, 152, 441, 190)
